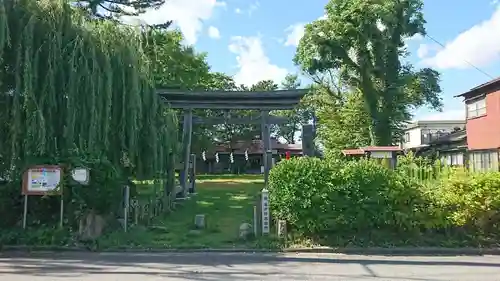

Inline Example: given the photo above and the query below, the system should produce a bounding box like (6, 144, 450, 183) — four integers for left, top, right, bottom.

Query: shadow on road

(0, 252, 499, 280)
(2, 251, 499, 267)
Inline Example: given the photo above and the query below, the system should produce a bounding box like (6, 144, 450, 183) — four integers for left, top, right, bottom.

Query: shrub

(337, 159, 426, 232)
(270, 153, 500, 246)
(268, 157, 338, 235)
(269, 157, 434, 236)
(0, 152, 127, 229)
(435, 170, 500, 231)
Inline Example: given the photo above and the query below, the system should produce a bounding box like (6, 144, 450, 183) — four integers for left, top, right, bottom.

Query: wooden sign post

(22, 165, 63, 229)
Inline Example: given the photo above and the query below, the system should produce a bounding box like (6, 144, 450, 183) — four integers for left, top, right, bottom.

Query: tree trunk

(372, 116, 392, 146)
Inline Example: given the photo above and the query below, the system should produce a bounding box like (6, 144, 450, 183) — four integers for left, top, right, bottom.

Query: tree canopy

(295, 0, 442, 146)
(74, 0, 165, 18)
(271, 74, 313, 144)
(0, 0, 177, 179)
(1, 0, 447, 170)
(139, 29, 307, 152)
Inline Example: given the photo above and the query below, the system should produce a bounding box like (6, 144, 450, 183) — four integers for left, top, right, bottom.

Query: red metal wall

(467, 90, 500, 150)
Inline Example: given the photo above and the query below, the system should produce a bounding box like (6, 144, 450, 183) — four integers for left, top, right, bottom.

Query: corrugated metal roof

(361, 146, 402, 152)
(342, 146, 402, 156)
(342, 149, 365, 156)
(455, 76, 500, 98)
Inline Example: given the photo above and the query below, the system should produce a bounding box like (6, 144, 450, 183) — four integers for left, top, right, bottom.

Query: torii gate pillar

(261, 111, 272, 186)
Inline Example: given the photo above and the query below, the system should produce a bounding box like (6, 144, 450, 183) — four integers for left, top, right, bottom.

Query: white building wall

(401, 121, 465, 149)
(403, 127, 422, 149)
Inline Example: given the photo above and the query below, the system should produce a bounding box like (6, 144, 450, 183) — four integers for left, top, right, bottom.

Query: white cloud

(417, 44, 430, 58)
(406, 33, 424, 42)
(248, 1, 260, 16)
(129, 0, 226, 45)
(207, 26, 220, 39)
(228, 36, 289, 86)
(232, 2, 259, 17)
(418, 109, 465, 121)
(416, 43, 440, 59)
(284, 23, 305, 47)
(421, 7, 500, 69)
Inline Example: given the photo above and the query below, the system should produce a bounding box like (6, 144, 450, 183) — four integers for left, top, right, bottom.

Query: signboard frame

(21, 165, 64, 229)
(22, 165, 63, 196)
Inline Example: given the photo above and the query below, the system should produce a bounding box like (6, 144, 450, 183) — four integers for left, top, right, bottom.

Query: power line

(424, 34, 495, 79)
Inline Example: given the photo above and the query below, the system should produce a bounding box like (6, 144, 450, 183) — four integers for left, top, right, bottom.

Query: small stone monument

(277, 219, 287, 238)
(239, 222, 253, 239)
(78, 211, 106, 241)
(194, 214, 205, 229)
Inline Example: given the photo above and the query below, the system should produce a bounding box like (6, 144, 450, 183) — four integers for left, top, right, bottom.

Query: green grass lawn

(100, 174, 278, 249)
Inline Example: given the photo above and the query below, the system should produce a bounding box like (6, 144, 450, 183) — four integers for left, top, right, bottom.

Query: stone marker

(277, 219, 287, 238)
(194, 214, 205, 229)
(239, 222, 253, 239)
(188, 229, 201, 235)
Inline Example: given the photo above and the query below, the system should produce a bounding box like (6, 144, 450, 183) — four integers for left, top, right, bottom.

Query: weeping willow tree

(0, 0, 177, 225)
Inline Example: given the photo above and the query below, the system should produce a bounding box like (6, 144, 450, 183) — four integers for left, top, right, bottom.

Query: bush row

(268, 157, 500, 245)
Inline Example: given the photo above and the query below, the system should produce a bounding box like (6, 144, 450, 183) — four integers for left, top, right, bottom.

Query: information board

(22, 166, 62, 195)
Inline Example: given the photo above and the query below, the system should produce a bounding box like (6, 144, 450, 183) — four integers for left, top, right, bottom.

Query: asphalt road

(1, 251, 500, 280)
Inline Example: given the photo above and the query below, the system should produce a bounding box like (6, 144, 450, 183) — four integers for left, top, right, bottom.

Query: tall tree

(142, 29, 211, 90)
(141, 28, 213, 154)
(250, 80, 278, 91)
(310, 84, 371, 156)
(74, 0, 170, 24)
(271, 75, 313, 144)
(212, 80, 278, 147)
(295, 0, 442, 146)
(0, 0, 177, 180)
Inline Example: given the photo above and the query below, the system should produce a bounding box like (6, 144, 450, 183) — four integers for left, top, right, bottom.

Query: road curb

(284, 247, 500, 256)
(2, 245, 500, 255)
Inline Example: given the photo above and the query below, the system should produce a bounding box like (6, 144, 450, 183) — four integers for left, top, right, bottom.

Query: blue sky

(135, 0, 500, 121)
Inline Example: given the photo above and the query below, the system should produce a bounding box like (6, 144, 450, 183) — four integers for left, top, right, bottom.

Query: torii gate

(157, 89, 314, 198)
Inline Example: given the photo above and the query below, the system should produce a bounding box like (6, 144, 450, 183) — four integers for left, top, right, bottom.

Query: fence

(125, 179, 171, 228)
(396, 160, 469, 186)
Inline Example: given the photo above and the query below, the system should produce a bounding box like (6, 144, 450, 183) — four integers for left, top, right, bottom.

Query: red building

(456, 77, 500, 171)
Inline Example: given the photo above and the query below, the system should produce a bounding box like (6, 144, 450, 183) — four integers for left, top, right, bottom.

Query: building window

(421, 129, 436, 144)
(467, 97, 486, 119)
(470, 150, 499, 172)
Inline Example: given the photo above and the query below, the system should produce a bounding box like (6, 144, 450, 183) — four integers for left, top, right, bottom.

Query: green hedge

(269, 158, 430, 235)
(434, 169, 500, 230)
(268, 157, 500, 243)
